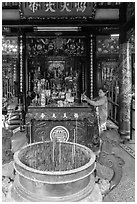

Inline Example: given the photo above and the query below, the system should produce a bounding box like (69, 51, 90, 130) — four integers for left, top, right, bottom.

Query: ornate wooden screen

(96, 35, 119, 124)
(26, 35, 89, 105)
(2, 36, 19, 108)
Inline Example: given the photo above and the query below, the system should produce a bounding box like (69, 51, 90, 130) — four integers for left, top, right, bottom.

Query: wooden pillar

(92, 35, 98, 98)
(85, 33, 92, 98)
(119, 42, 132, 139)
(118, 3, 132, 139)
(90, 34, 93, 99)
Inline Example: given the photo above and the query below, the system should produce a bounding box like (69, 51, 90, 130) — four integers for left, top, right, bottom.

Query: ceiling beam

(3, 19, 120, 27)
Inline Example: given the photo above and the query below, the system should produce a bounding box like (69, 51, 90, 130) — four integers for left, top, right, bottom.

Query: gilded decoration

(27, 37, 85, 57)
(50, 126, 69, 142)
(96, 35, 119, 90)
(26, 106, 99, 149)
(26, 36, 87, 106)
(2, 36, 18, 105)
(96, 36, 119, 55)
(2, 37, 18, 55)
(26, 108, 95, 121)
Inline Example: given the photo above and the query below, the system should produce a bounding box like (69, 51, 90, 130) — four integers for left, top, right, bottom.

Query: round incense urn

(11, 141, 102, 202)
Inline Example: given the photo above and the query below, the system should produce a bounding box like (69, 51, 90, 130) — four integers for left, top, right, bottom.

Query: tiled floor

(2, 128, 135, 202)
(125, 142, 135, 151)
(103, 142, 135, 202)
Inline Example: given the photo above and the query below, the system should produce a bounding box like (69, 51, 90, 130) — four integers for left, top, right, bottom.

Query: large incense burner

(11, 141, 102, 202)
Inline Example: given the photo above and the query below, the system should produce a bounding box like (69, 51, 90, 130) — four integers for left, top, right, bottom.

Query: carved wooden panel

(26, 106, 96, 121)
(27, 106, 99, 148)
(31, 120, 88, 144)
(27, 37, 86, 57)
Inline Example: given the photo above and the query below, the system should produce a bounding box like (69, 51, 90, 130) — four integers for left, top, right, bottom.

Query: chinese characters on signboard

(20, 2, 95, 18)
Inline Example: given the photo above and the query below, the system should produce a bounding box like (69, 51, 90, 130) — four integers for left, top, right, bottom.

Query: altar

(26, 104, 99, 149)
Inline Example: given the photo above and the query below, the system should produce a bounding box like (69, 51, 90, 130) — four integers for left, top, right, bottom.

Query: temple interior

(2, 2, 135, 202)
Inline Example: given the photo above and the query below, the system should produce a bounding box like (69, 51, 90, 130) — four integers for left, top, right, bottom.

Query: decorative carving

(63, 113, 67, 118)
(40, 113, 45, 119)
(31, 119, 87, 144)
(28, 2, 40, 13)
(98, 152, 125, 193)
(119, 43, 132, 136)
(27, 106, 100, 147)
(90, 35, 93, 98)
(19, 35, 23, 93)
(2, 57, 17, 101)
(75, 2, 87, 13)
(97, 2, 121, 7)
(52, 113, 56, 119)
(74, 113, 78, 119)
(50, 126, 69, 142)
(2, 2, 19, 8)
(27, 107, 96, 121)
(96, 36, 119, 55)
(27, 37, 86, 57)
(31, 120, 49, 142)
(96, 35, 119, 111)
(97, 130, 125, 194)
(2, 37, 18, 55)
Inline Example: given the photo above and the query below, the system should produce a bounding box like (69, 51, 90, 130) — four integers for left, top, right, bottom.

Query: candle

(72, 129, 76, 164)
(74, 128, 76, 152)
(75, 119, 77, 144)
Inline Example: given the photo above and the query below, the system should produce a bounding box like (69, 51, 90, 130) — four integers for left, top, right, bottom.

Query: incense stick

(72, 129, 76, 164)
(30, 123, 32, 144)
(52, 140, 55, 170)
(59, 141, 61, 170)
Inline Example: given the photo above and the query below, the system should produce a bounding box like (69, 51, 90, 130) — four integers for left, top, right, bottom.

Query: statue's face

(98, 89, 105, 97)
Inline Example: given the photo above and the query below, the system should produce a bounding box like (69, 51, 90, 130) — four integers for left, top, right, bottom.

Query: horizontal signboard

(20, 2, 95, 19)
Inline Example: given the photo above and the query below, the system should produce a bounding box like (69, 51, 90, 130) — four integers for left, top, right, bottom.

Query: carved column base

(96, 131, 125, 197)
